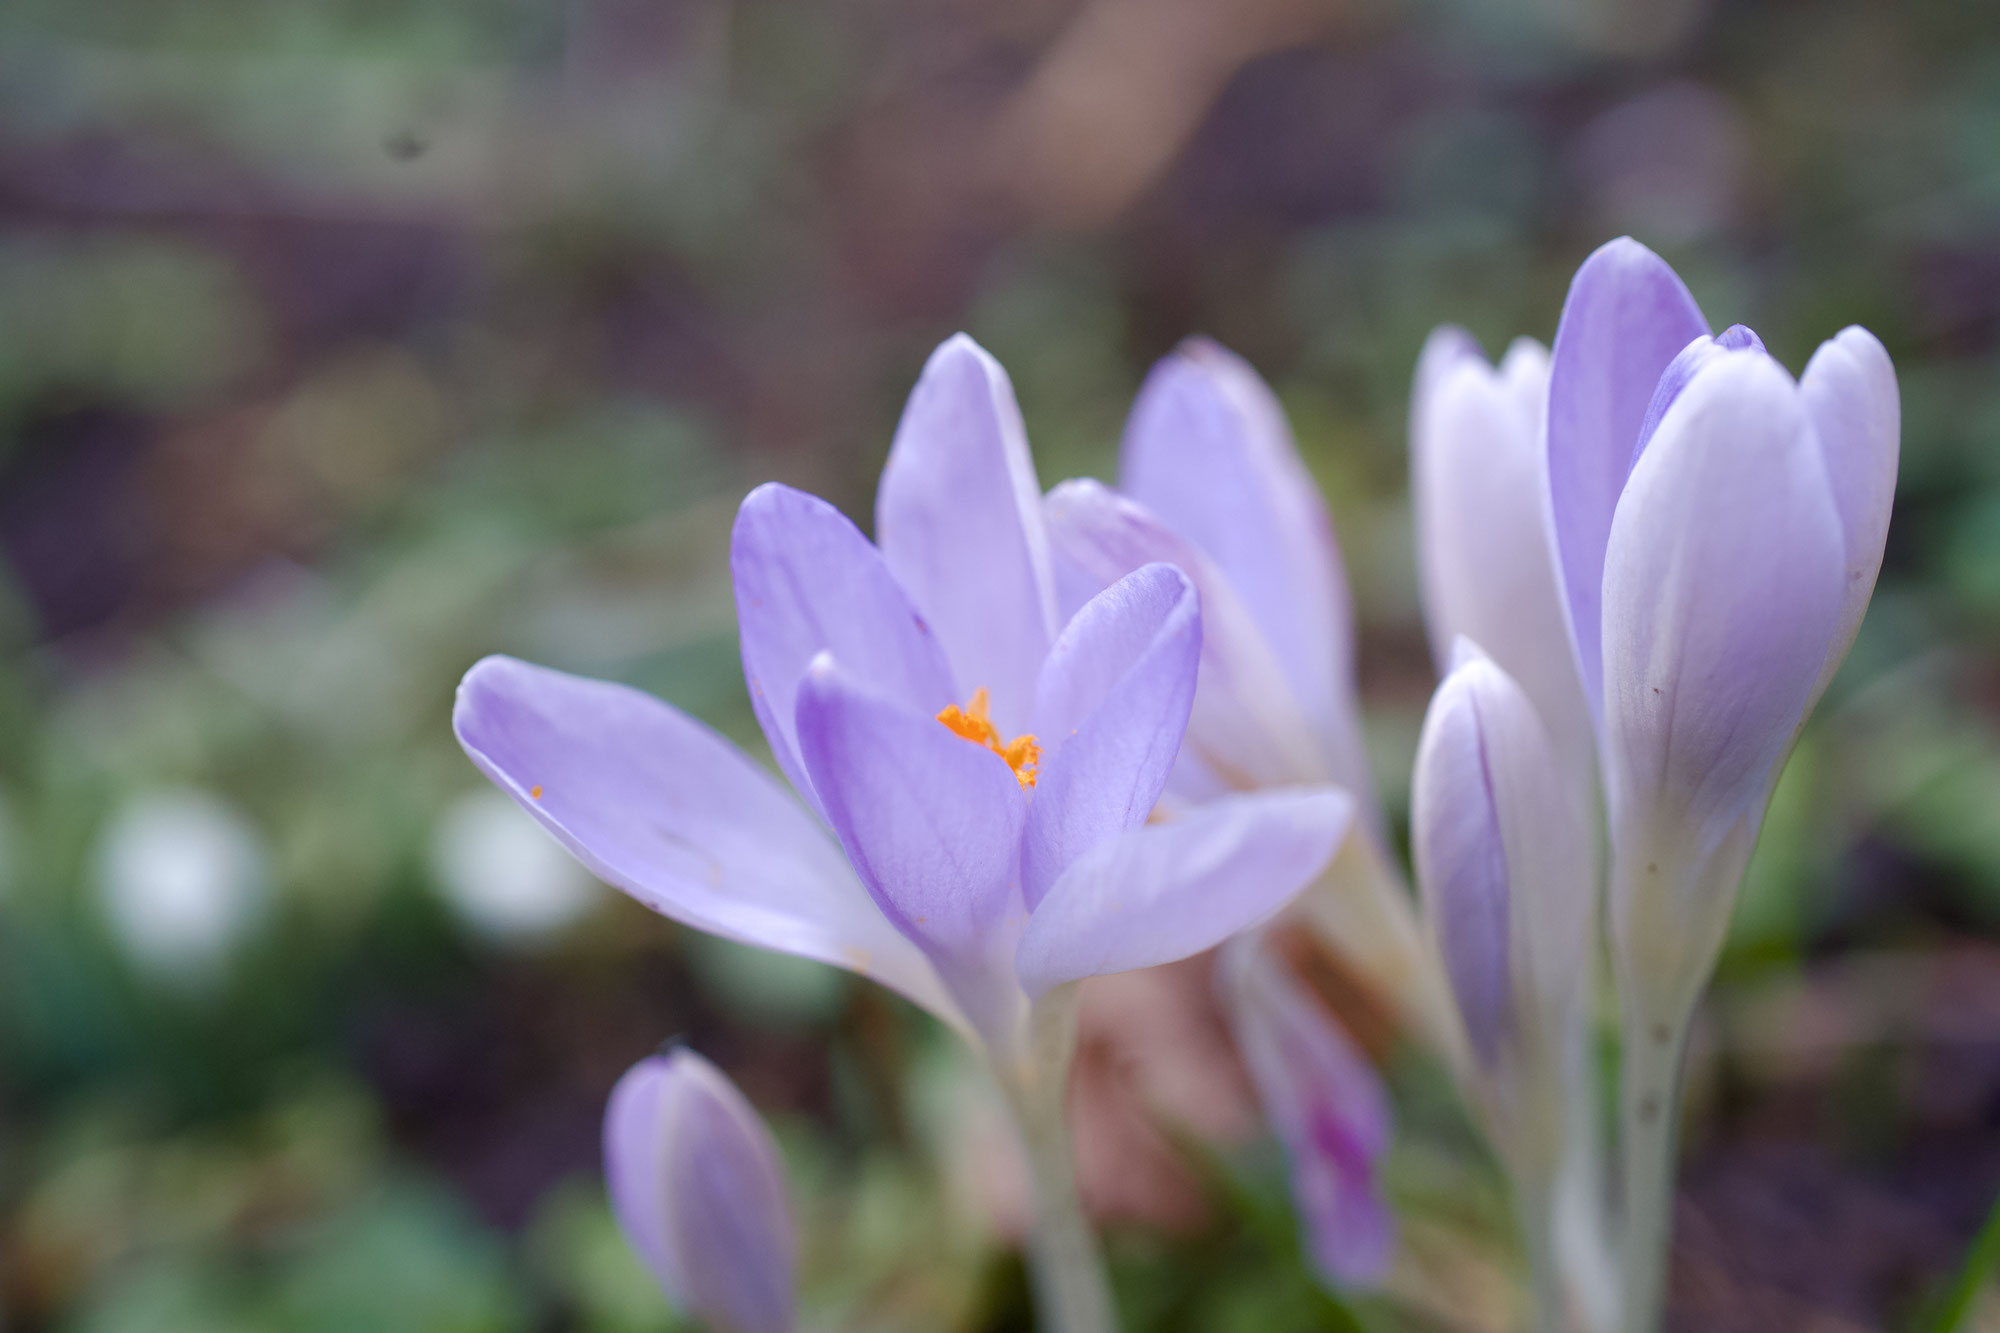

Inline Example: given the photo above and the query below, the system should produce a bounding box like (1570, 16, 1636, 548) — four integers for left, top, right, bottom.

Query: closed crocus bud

(1546, 239, 1899, 1332)
(1600, 341, 1860, 1016)
(1410, 329, 1595, 803)
(605, 1050, 797, 1333)
(1411, 645, 1611, 1329)
(1544, 240, 1900, 1023)
(1412, 645, 1591, 1107)
(1218, 938, 1395, 1291)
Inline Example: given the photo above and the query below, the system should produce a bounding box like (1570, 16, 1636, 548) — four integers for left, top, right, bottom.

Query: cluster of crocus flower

(1409, 237, 1899, 1330)
(452, 236, 1898, 1333)
(455, 335, 1370, 1333)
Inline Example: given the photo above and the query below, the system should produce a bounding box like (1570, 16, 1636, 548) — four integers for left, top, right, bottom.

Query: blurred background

(1, 0, 1998, 1328)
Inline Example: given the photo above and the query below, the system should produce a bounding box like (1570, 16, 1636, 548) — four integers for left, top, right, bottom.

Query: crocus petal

(1799, 326, 1900, 692)
(1546, 237, 1710, 727)
(1119, 340, 1364, 784)
(1412, 324, 1484, 424)
(1631, 324, 1766, 466)
(794, 656, 1027, 1035)
(1412, 646, 1592, 1073)
(1015, 788, 1350, 997)
(1218, 940, 1396, 1289)
(1412, 341, 1594, 790)
(605, 1051, 796, 1333)
(875, 334, 1058, 736)
(1409, 664, 1511, 1066)
(453, 656, 960, 1026)
(1042, 479, 1334, 796)
(1602, 351, 1846, 838)
(1021, 563, 1199, 909)
(732, 483, 957, 813)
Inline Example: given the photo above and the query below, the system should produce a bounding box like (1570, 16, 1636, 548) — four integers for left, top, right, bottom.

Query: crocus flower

(1043, 339, 1460, 1061)
(453, 334, 1350, 1061)
(1543, 238, 1900, 1024)
(1410, 331, 1596, 803)
(1411, 644, 1590, 1125)
(1217, 936, 1395, 1289)
(605, 1049, 796, 1333)
(1540, 238, 1898, 1332)
(1410, 644, 1613, 1328)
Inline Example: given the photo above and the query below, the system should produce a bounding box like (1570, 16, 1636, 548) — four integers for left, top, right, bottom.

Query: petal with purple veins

(876, 335, 1058, 736)
(453, 656, 962, 1027)
(1021, 562, 1200, 909)
(732, 483, 957, 814)
(794, 656, 1028, 1038)
(1546, 237, 1709, 726)
(1015, 787, 1350, 997)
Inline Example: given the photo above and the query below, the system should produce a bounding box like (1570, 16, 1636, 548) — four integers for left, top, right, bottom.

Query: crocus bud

(605, 1050, 797, 1333)
(1410, 645, 1592, 1171)
(1410, 329, 1595, 800)
(1600, 345, 1849, 1016)
(1543, 239, 1900, 1024)
(1217, 938, 1395, 1289)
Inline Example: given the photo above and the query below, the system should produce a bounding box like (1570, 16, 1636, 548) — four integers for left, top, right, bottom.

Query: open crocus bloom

(606, 1049, 797, 1333)
(455, 334, 1350, 1058)
(1542, 238, 1900, 1022)
(1044, 339, 1459, 1061)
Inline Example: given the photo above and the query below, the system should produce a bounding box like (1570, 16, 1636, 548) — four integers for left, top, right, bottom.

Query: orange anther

(936, 688, 1040, 788)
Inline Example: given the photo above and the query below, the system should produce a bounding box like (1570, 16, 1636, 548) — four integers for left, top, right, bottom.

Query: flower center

(935, 687, 1040, 788)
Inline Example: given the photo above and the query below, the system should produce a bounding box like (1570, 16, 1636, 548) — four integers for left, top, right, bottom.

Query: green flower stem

(1617, 1005, 1691, 1333)
(996, 986, 1116, 1333)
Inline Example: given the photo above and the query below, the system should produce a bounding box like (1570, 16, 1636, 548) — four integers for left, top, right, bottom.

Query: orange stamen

(936, 687, 1040, 788)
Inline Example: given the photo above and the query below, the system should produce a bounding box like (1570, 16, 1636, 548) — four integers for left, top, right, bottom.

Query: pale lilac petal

(1496, 336, 1550, 430)
(1602, 351, 1846, 842)
(605, 1051, 796, 1333)
(1119, 340, 1362, 778)
(453, 656, 960, 1025)
(1408, 666, 1511, 1065)
(1412, 647, 1593, 1071)
(1411, 346, 1593, 790)
(1218, 940, 1395, 1289)
(732, 483, 957, 813)
(1800, 326, 1900, 691)
(875, 335, 1058, 736)
(1042, 479, 1335, 796)
(1412, 324, 1484, 422)
(1631, 324, 1766, 466)
(794, 656, 1027, 1035)
(1546, 237, 1709, 725)
(1022, 563, 1199, 909)
(604, 1057, 684, 1303)
(1014, 788, 1350, 997)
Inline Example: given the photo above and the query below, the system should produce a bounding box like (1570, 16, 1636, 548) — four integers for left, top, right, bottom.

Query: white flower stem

(1617, 1006, 1691, 1333)
(996, 986, 1116, 1333)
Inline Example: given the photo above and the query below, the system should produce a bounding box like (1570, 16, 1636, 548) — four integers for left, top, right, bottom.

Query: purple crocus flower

(1411, 644, 1591, 1092)
(1042, 339, 1461, 1062)
(605, 1049, 796, 1333)
(1218, 937, 1396, 1289)
(454, 334, 1350, 1058)
(1543, 238, 1900, 1021)
(1540, 238, 1899, 1331)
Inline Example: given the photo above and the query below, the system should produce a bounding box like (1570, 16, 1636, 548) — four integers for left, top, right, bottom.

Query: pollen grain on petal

(530, 784, 544, 800)
(936, 687, 1040, 788)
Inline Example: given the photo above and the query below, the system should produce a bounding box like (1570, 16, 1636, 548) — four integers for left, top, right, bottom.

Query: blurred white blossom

(94, 789, 270, 983)
(430, 789, 600, 944)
